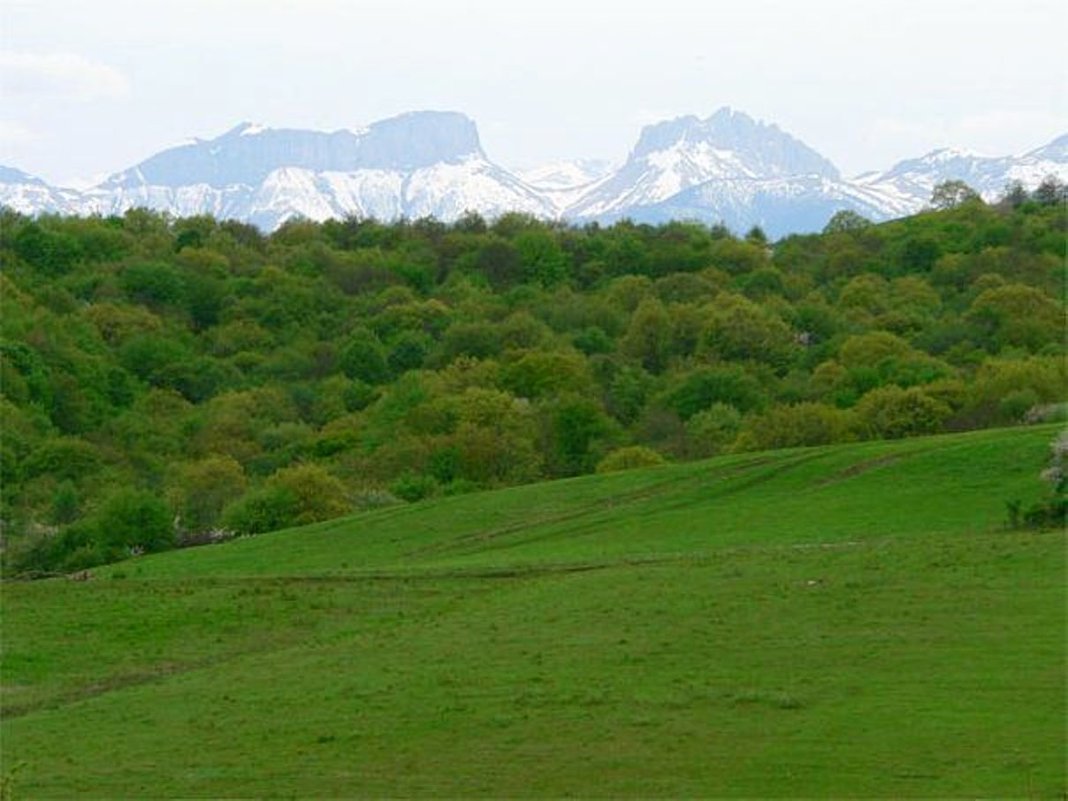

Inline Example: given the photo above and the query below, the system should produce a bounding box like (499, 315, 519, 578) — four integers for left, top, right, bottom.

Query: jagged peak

(626, 107, 838, 179)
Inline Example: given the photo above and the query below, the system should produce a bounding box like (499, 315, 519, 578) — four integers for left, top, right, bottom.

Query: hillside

(2, 195, 1065, 576)
(2, 426, 1064, 797)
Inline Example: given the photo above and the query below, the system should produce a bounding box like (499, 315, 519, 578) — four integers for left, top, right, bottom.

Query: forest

(1, 182, 1064, 574)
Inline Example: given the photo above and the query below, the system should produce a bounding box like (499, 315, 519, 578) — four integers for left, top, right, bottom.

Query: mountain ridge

(2, 108, 1065, 237)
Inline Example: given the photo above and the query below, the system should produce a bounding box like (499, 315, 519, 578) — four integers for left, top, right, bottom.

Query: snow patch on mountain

(517, 159, 613, 191)
(859, 141, 1068, 209)
(0, 166, 84, 215)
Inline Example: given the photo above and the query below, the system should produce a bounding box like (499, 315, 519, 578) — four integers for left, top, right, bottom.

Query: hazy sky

(2, 0, 1065, 186)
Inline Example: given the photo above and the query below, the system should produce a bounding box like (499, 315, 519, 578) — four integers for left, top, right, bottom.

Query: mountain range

(2, 109, 1065, 238)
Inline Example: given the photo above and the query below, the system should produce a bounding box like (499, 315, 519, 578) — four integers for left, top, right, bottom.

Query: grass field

(2, 425, 1065, 798)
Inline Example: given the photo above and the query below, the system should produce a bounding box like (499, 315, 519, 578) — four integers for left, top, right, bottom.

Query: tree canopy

(2, 183, 1064, 573)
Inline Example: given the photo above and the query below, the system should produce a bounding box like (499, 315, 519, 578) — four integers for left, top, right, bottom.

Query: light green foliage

(0, 205, 1064, 572)
(735, 402, 853, 450)
(222, 464, 349, 535)
(837, 273, 890, 320)
(83, 302, 163, 346)
(266, 464, 350, 525)
(449, 388, 542, 484)
(967, 283, 1063, 351)
(838, 331, 914, 368)
(684, 402, 742, 457)
(701, 292, 796, 368)
(854, 385, 951, 439)
(500, 349, 591, 400)
(708, 237, 769, 275)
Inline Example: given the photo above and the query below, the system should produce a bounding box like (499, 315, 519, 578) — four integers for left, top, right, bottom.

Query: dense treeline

(1, 183, 1065, 573)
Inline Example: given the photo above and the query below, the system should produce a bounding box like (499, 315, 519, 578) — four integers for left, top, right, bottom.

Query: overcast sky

(1, 0, 1064, 186)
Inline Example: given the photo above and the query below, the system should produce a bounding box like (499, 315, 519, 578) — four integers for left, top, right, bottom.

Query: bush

(1006, 432, 1068, 530)
(685, 403, 742, 458)
(266, 464, 350, 526)
(390, 473, 437, 502)
(734, 403, 853, 451)
(95, 489, 175, 554)
(221, 486, 298, 536)
(854, 386, 951, 439)
(596, 446, 666, 474)
(7, 489, 174, 575)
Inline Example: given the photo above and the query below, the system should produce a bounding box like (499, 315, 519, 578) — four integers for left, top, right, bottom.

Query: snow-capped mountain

(620, 174, 915, 236)
(557, 108, 946, 234)
(0, 166, 84, 215)
(3, 109, 1065, 237)
(857, 135, 1068, 211)
(69, 112, 553, 229)
(567, 108, 841, 220)
(515, 159, 615, 215)
(517, 159, 613, 192)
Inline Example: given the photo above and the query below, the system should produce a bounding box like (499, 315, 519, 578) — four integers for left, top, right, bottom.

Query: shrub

(266, 464, 350, 526)
(596, 446, 666, 474)
(1007, 432, 1068, 530)
(167, 455, 248, 536)
(734, 403, 853, 451)
(854, 386, 951, 439)
(95, 488, 175, 554)
(685, 403, 742, 458)
(221, 486, 298, 535)
(390, 473, 438, 503)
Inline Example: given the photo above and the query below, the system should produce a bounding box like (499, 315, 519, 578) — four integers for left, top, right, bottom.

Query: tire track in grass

(414, 451, 830, 562)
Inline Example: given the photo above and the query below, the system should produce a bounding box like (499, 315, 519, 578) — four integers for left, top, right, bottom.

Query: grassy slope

(2, 425, 1064, 798)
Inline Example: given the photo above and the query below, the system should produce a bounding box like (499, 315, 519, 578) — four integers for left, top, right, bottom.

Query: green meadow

(2, 425, 1064, 798)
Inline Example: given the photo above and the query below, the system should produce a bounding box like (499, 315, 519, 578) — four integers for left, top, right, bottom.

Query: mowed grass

(2, 425, 1065, 797)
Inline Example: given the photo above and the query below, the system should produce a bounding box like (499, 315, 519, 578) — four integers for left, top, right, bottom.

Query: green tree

(823, 210, 872, 234)
(684, 403, 742, 458)
(854, 386, 950, 439)
(167, 455, 249, 535)
(515, 229, 570, 287)
(340, 329, 389, 384)
(265, 463, 350, 526)
(701, 293, 797, 369)
(931, 180, 981, 210)
(735, 403, 853, 451)
(966, 284, 1062, 352)
(620, 297, 672, 373)
(95, 488, 175, 554)
(546, 395, 613, 477)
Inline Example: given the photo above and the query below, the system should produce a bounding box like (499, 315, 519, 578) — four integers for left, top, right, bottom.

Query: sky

(1, 0, 1065, 186)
